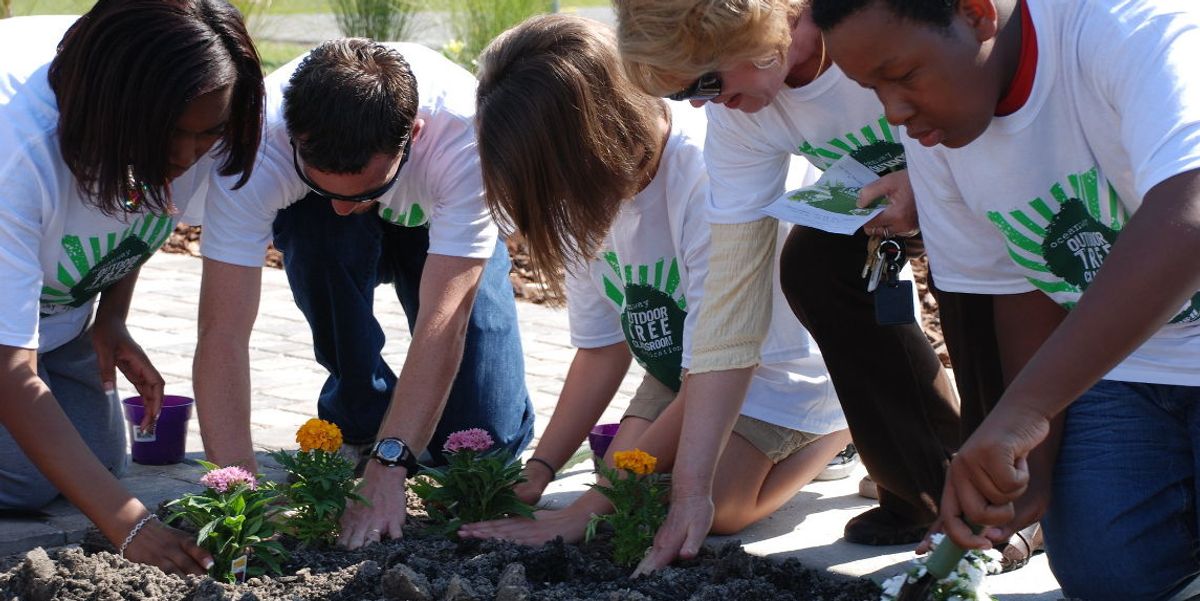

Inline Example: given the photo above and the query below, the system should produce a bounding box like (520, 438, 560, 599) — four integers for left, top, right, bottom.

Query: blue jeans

(272, 193, 534, 466)
(1043, 379, 1200, 601)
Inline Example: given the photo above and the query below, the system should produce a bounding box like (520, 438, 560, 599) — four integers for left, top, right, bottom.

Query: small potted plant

(585, 449, 670, 567)
(165, 462, 287, 583)
(268, 418, 365, 546)
(880, 532, 1002, 601)
(410, 428, 534, 536)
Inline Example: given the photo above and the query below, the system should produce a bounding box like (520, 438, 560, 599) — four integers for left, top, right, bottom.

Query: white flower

(880, 573, 907, 600)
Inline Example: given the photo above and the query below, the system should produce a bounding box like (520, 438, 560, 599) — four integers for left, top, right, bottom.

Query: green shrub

(329, 0, 420, 41)
(441, 0, 551, 71)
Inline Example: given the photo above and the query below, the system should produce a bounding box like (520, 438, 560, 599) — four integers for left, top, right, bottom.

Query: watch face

(376, 439, 404, 461)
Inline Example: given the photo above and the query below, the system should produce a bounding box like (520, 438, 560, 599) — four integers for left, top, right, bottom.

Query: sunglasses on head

(665, 72, 722, 102)
(290, 136, 412, 203)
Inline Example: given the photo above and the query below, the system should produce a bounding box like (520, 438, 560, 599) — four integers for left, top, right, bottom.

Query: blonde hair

(476, 15, 664, 305)
(614, 0, 806, 96)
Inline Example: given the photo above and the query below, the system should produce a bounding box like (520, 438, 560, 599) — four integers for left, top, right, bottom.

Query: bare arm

(0, 345, 211, 574)
(193, 257, 262, 470)
(519, 342, 632, 501)
(339, 252, 486, 549)
(90, 266, 165, 431)
(944, 169, 1200, 548)
(635, 218, 777, 575)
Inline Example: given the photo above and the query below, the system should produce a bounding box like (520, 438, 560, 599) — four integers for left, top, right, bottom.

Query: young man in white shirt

(816, 0, 1200, 598)
(193, 39, 534, 549)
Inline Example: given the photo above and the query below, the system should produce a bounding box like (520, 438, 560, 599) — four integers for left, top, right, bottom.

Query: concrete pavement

(0, 252, 1062, 599)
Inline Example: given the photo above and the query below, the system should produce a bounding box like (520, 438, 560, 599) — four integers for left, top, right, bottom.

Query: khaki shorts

(623, 373, 822, 464)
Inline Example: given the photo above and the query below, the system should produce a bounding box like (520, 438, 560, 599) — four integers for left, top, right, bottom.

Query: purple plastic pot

(122, 395, 193, 465)
(587, 423, 620, 461)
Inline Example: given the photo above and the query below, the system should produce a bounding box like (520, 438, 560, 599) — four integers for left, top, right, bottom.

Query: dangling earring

(124, 166, 148, 211)
(811, 34, 828, 82)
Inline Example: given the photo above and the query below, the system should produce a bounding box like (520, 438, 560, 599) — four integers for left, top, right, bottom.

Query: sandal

(998, 522, 1045, 573)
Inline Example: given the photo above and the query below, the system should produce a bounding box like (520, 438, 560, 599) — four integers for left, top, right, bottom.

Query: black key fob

(874, 280, 916, 325)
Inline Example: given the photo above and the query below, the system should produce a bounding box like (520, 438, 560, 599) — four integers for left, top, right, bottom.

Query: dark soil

(0, 527, 879, 601)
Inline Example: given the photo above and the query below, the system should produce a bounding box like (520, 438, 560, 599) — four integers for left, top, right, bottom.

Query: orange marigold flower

(296, 418, 343, 453)
(613, 449, 656, 476)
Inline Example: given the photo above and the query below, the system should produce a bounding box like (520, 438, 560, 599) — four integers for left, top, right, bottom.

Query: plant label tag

(231, 554, 248, 582)
(131, 423, 157, 442)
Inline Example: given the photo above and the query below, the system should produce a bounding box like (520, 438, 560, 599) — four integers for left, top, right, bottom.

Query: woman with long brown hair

(458, 14, 848, 546)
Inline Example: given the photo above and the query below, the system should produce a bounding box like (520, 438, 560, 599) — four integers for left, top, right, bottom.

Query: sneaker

(815, 444, 859, 481)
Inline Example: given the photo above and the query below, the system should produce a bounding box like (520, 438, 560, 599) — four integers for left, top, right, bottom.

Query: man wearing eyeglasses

(192, 38, 535, 548)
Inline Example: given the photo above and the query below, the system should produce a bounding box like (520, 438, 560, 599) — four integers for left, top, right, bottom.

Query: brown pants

(780, 226, 1001, 524)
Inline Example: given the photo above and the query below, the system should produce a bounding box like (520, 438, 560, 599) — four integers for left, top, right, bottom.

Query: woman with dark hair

(0, 0, 264, 575)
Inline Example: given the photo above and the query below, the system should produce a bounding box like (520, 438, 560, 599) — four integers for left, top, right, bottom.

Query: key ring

(876, 238, 903, 262)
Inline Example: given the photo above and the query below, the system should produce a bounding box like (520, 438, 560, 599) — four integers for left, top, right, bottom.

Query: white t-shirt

(567, 103, 845, 435)
(201, 43, 496, 267)
(904, 0, 1200, 386)
(705, 64, 904, 224)
(0, 16, 212, 353)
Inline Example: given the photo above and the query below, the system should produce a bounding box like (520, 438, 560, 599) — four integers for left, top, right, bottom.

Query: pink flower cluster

(443, 428, 494, 453)
(200, 466, 258, 493)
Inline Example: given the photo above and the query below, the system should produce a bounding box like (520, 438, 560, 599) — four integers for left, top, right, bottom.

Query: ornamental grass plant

(165, 462, 287, 583)
(410, 428, 534, 536)
(585, 449, 670, 567)
(441, 0, 552, 71)
(329, 0, 420, 42)
(269, 418, 365, 546)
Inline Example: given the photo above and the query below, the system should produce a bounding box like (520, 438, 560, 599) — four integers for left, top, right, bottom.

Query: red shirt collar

(995, 1, 1037, 116)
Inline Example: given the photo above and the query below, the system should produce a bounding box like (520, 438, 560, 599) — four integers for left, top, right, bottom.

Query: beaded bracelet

(526, 457, 557, 480)
(119, 514, 158, 559)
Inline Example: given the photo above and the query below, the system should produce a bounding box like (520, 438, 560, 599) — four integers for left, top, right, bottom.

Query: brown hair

(50, 0, 264, 215)
(613, 0, 805, 96)
(476, 14, 664, 304)
(283, 38, 418, 174)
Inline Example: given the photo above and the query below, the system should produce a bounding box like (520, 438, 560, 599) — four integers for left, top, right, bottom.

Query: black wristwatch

(369, 437, 420, 472)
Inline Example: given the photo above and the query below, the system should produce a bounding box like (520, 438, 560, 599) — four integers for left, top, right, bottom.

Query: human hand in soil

(122, 518, 214, 576)
(632, 492, 713, 577)
(90, 319, 164, 432)
(459, 506, 591, 545)
(338, 462, 407, 549)
(858, 169, 919, 238)
(940, 401, 1051, 551)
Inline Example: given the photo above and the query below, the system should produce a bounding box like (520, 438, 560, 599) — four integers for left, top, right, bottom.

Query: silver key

(866, 252, 885, 292)
(862, 235, 883, 278)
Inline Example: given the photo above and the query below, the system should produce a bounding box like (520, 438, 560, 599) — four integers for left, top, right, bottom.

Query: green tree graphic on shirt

(379, 203, 427, 227)
(795, 116, 905, 175)
(39, 213, 176, 315)
(790, 182, 876, 215)
(986, 167, 1200, 324)
(602, 251, 688, 391)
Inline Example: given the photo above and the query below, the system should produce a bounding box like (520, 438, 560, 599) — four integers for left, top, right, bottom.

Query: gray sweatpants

(0, 329, 128, 510)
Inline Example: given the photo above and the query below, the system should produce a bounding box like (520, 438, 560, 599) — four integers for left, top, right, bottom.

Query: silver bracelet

(119, 514, 158, 559)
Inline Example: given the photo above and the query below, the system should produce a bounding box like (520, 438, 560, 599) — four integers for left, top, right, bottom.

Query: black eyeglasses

(665, 72, 722, 102)
(290, 136, 412, 203)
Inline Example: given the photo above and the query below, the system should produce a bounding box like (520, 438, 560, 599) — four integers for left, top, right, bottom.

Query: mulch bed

(1, 504, 880, 601)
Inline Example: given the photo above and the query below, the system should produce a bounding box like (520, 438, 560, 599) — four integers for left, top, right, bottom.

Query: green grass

(9, 0, 607, 15)
(257, 40, 312, 72)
